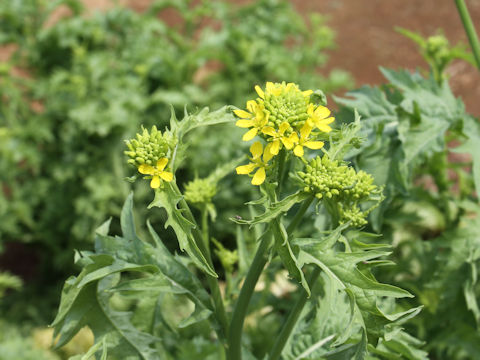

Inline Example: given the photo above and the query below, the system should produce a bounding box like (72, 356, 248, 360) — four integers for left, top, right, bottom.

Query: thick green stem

(227, 196, 314, 360)
(455, 0, 480, 70)
(227, 233, 272, 360)
(268, 267, 321, 360)
(171, 182, 229, 341)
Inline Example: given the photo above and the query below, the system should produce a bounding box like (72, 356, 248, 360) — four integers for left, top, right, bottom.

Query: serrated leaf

(452, 116, 480, 198)
(237, 191, 310, 225)
(170, 106, 236, 137)
(146, 221, 213, 312)
(297, 231, 416, 344)
(148, 183, 217, 277)
(271, 220, 310, 296)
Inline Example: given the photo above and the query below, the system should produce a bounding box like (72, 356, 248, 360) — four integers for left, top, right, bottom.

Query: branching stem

(227, 195, 314, 360)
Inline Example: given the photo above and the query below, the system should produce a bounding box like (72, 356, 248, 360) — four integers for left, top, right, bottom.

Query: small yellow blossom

(236, 141, 274, 185)
(234, 100, 269, 141)
(292, 124, 324, 157)
(261, 122, 296, 155)
(306, 104, 335, 133)
(255, 82, 312, 100)
(138, 158, 173, 189)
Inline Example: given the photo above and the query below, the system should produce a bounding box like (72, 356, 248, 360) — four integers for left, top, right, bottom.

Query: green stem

(227, 233, 272, 360)
(171, 182, 229, 341)
(201, 205, 211, 259)
(455, 0, 480, 70)
(277, 149, 287, 195)
(227, 196, 314, 360)
(268, 267, 321, 360)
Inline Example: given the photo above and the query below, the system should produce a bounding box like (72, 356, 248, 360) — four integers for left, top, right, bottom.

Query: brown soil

(292, 0, 480, 116)
(104, 0, 480, 116)
(2, 0, 479, 115)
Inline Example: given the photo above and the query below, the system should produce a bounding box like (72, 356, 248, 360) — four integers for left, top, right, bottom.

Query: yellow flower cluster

(235, 82, 334, 185)
(124, 126, 175, 189)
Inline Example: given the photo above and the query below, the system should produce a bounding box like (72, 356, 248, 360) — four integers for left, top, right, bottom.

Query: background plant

(0, 0, 352, 326)
(334, 30, 480, 359)
(51, 82, 429, 359)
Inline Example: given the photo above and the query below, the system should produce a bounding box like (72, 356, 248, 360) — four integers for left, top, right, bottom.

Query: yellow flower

(255, 82, 312, 100)
(306, 104, 334, 133)
(234, 100, 269, 141)
(236, 141, 274, 185)
(138, 158, 174, 189)
(261, 122, 296, 155)
(292, 124, 325, 157)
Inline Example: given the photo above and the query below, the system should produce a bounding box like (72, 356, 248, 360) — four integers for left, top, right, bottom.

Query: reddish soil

(2, 0, 479, 115)
(292, 0, 480, 116)
(107, 0, 480, 116)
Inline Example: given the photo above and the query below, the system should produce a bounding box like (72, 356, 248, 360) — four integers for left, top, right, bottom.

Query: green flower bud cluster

(216, 247, 238, 273)
(263, 86, 310, 129)
(211, 238, 238, 273)
(298, 155, 357, 200)
(298, 155, 381, 227)
(124, 126, 174, 167)
(426, 35, 449, 61)
(338, 204, 368, 227)
(184, 178, 217, 205)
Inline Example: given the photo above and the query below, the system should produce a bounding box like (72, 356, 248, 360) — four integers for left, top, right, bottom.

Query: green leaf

(297, 231, 416, 342)
(146, 221, 213, 312)
(271, 220, 310, 296)
(397, 114, 449, 165)
(170, 106, 236, 137)
(452, 116, 480, 198)
(53, 274, 160, 359)
(69, 335, 108, 360)
(234, 191, 310, 225)
(148, 183, 217, 277)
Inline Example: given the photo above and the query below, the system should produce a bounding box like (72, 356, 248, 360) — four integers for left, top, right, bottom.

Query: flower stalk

(455, 0, 480, 70)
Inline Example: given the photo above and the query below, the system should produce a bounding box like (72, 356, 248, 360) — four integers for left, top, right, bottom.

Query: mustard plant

(53, 82, 427, 359)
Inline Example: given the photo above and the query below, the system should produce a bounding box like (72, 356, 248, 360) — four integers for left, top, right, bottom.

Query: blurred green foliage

(0, 0, 352, 322)
(336, 65, 480, 359)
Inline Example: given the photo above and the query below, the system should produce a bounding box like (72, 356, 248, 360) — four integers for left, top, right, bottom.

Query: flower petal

(250, 141, 263, 158)
(300, 124, 312, 140)
(156, 158, 168, 171)
(281, 136, 294, 150)
(304, 141, 324, 150)
(243, 128, 258, 141)
(307, 103, 314, 116)
(279, 122, 290, 134)
(294, 145, 304, 157)
(236, 163, 256, 175)
(247, 100, 257, 113)
(160, 171, 173, 182)
(234, 110, 251, 119)
(255, 85, 265, 99)
(270, 139, 280, 155)
(302, 89, 313, 97)
(289, 132, 299, 143)
(262, 126, 277, 137)
(263, 145, 275, 162)
(314, 106, 331, 119)
(317, 124, 332, 133)
(252, 167, 266, 185)
(138, 164, 154, 175)
(236, 119, 254, 128)
(150, 176, 161, 189)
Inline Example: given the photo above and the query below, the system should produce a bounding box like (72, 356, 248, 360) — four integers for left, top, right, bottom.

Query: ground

(2, 0, 479, 114)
